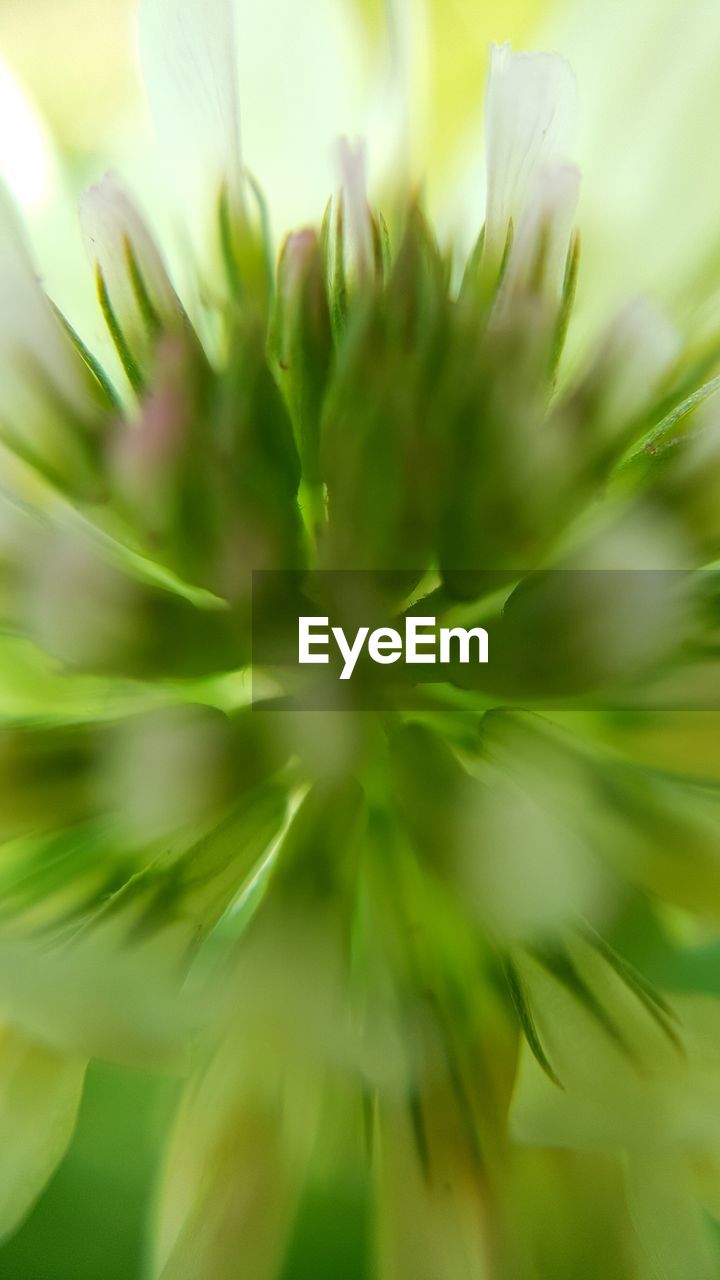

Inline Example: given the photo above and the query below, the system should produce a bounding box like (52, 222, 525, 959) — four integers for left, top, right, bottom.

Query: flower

(0, 3, 719, 1278)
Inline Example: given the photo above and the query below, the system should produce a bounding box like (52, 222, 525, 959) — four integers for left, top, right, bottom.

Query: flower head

(0, 4, 719, 1277)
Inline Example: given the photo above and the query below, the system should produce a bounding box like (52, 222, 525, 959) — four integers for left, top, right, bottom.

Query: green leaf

(0, 1026, 85, 1243)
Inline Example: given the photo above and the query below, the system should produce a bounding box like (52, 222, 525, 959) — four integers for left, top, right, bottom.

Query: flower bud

(0, 187, 108, 497)
(109, 332, 214, 582)
(81, 174, 189, 391)
(270, 229, 333, 484)
(321, 205, 448, 583)
(439, 303, 567, 594)
(210, 316, 305, 600)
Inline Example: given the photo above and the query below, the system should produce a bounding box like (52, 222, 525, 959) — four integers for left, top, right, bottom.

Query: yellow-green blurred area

(5, 0, 720, 345)
(0, 0, 542, 169)
(0, 0, 139, 159)
(359, 0, 546, 172)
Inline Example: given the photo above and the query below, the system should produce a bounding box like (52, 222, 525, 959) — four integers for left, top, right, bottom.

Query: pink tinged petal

(336, 137, 374, 280)
(110, 336, 194, 522)
(282, 229, 318, 293)
(484, 43, 577, 276)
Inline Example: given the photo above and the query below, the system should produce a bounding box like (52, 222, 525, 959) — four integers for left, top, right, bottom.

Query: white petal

(0, 58, 54, 214)
(0, 186, 102, 490)
(139, 0, 244, 243)
(0, 187, 91, 414)
(501, 162, 580, 303)
(484, 43, 577, 272)
(80, 173, 183, 356)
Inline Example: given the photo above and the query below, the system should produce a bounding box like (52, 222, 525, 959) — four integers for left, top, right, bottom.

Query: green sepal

(269, 230, 333, 485)
(528, 943, 636, 1063)
(96, 263, 144, 395)
(503, 957, 563, 1088)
